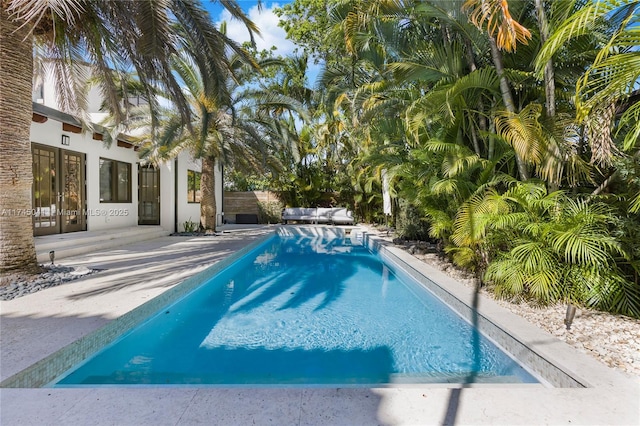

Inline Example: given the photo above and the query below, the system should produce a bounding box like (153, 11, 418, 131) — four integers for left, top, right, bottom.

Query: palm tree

(462, 0, 533, 180)
(536, 0, 640, 164)
(0, 0, 257, 272)
(136, 52, 243, 231)
(533, 0, 556, 118)
(1, 7, 35, 272)
(479, 182, 639, 317)
(136, 50, 309, 230)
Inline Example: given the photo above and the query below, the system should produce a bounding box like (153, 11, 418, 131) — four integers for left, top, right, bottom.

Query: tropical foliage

(0, 0, 257, 270)
(272, 0, 640, 317)
(2, 0, 639, 319)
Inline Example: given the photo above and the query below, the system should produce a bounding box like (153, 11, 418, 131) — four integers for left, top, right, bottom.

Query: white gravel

(410, 250, 640, 379)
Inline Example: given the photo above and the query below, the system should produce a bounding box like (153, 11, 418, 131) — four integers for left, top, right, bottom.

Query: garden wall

(223, 191, 282, 224)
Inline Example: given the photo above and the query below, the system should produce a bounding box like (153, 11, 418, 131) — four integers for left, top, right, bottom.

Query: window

(187, 170, 201, 203)
(99, 158, 131, 202)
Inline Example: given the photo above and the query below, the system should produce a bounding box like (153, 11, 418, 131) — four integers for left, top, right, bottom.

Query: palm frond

(630, 191, 640, 214)
(586, 271, 640, 317)
(527, 268, 563, 304)
(616, 95, 640, 151)
(535, 1, 610, 75)
(462, 0, 532, 52)
(494, 103, 546, 166)
(7, 0, 85, 29)
(485, 256, 528, 299)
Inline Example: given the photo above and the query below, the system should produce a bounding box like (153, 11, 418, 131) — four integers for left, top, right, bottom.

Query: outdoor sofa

(281, 207, 354, 225)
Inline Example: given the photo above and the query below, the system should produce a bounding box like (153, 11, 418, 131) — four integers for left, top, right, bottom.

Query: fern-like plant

(477, 182, 639, 317)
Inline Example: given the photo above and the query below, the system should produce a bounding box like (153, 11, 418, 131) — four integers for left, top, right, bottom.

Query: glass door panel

(32, 145, 59, 236)
(138, 165, 160, 225)
(61, 150, 86, 233)
(32, 145, 86, 235)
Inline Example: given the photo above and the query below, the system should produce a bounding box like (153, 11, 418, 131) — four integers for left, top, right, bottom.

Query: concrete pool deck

(1, 225, 639, 425)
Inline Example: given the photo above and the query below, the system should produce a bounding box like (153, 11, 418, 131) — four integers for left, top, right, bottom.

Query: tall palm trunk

(535, 0, 556, 117)
(200, 155, 217, 231)
(488, 37, 529, 181)
(0, 9, 38, 273)
(535, 0, 559, 192)
(463, 38, 485, 158)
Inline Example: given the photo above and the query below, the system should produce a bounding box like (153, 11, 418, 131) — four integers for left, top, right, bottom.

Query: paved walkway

(1, 225, 639, 425)
(1, 225, 274, 382)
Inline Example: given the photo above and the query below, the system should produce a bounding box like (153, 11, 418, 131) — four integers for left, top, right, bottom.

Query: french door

(32, 144, 86, 236)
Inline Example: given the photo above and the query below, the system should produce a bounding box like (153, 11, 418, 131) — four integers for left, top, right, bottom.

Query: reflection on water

(55, 234, 538, 386)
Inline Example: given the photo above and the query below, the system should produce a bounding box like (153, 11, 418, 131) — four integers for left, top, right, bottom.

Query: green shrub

(395, 198, 431, 241)
(257, 201, 283, 224)
(183, 218, 198, 233)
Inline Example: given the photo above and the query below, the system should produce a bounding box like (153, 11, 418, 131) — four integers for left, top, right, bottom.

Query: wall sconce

(61, 135, 70, 146)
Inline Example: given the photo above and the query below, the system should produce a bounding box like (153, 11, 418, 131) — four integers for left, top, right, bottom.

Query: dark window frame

(187, 169, 202, 203)
(99, 157, 132, 203)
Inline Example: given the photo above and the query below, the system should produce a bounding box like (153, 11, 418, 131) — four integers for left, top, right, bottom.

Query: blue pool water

(55, 233, 538, 386)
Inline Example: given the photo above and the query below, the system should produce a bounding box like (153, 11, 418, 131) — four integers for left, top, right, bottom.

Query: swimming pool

(53, 230, 538, 386)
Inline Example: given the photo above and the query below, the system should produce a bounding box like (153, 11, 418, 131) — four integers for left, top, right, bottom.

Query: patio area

(1, 225, 638, 425)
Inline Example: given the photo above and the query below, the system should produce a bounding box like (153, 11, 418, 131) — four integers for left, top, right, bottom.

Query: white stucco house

(29, 73, 223, 237)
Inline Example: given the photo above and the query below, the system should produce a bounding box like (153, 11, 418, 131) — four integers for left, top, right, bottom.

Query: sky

(203, 1, 322, 86)
(204, 1, 295, 55)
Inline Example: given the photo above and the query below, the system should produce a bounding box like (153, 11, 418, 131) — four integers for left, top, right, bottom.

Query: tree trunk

(535, 0, 556, 117)
(0, 9, 38, 273)
(469, 120, 482, 157)
(463, 38, 486, 158)
(488, 37, 529, 181)
(200, 155, 217, 231)
(488, 119, 496, 161)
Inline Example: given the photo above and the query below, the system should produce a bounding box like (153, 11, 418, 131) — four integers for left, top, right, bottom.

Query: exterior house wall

(33, 65, 110, 122)
(87, 143, 139, 231)
(30, 113, 139, 231)
(157, 160, 176, 233)
(29, 108, 213, 234)
(29, 69, 220, 236)
(174, 155, 201, 231)
(172, 155, 222, 232)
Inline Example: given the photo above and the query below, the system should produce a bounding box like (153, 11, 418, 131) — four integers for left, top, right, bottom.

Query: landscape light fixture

(564, 304, 577, 330)
(49, 250, 55, 265)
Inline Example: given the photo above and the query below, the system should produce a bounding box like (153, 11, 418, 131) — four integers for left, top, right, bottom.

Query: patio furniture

(281, 207, 355, 225)
(281, 208, 318, 224)
(330, 208, 354, 225)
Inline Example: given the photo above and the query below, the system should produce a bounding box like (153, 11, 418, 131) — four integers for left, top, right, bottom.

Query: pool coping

(0, 226, 638, 424)
(1, 233, 276, 388)
(2, 226, 634, 390)
(363, 232, 631, 389)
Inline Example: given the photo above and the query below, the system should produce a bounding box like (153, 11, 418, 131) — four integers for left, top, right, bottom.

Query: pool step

(35, 226, 170, 263)
(277, 225, 365, 240)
